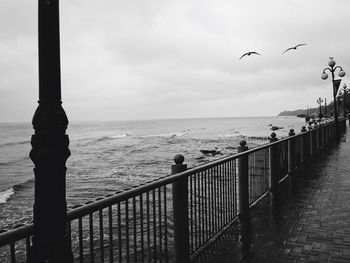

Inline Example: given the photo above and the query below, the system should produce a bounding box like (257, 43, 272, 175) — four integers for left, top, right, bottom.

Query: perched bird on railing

(282, 43, 307, 54)
(239, 51, 261, 60)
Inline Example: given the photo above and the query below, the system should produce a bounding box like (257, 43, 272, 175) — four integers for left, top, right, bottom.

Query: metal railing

(0, 118, 346, 262)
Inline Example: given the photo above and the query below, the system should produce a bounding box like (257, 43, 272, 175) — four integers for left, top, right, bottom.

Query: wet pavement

(197, 130, 350, 262)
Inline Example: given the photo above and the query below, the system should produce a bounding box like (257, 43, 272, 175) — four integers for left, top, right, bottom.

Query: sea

(0, 116, 305, 230)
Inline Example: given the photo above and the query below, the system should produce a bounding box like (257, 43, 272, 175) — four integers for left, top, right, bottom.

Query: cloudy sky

(1, 0, 350, 122)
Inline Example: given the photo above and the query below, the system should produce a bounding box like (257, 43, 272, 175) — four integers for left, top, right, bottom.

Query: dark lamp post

(28, 1, 73, 262)
(321, 57, 346, 141)
(316, 97, 323, 118)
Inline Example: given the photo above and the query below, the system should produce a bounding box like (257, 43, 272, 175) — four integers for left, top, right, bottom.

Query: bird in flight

(282, 44, 307, 54)
(239, 51, 261, 60)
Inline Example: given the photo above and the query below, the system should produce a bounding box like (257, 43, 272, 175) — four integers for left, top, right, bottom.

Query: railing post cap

(289, 129, 295, 136)
(239, 140, 247, 147)
(174, 154, 185, 165)
(269, 132, 278, 142)
(238, 140, 248, 152)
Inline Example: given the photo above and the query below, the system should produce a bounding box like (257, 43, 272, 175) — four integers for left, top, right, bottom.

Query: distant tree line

(278, 93, 350, 117)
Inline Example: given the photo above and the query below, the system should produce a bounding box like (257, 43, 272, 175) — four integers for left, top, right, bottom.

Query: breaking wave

(0, 188, 15, 204)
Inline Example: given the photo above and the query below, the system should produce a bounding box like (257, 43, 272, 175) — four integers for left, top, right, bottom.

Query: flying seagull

(282, 44, 307, 54)
(239, 51, 261, 60)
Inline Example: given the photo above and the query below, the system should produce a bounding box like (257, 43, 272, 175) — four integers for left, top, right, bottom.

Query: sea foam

(0, 188, 15, 204)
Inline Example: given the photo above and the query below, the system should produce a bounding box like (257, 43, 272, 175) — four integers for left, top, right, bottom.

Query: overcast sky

(1, 0, 350, 122)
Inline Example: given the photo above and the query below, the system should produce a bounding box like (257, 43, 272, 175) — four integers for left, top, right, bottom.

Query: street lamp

(321, 57, 346, 141)
(316, 97, 323, 118)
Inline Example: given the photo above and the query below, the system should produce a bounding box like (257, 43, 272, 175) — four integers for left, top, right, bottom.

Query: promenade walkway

(199, 129, 350, 262)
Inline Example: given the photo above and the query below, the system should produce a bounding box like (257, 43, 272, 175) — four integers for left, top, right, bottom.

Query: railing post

(300, 127, 307, 172)
(318, 124, 323, 150)
(269, 132, 279, 213)
(288, 129, 296, 192)
(238, 140, 251, 252)
(310, 127, 315, 156)
(28, 1, 73, 262)
(171, 154, 190, 263)
(321, 123, 327, 147)
(319, 124, 322, 149)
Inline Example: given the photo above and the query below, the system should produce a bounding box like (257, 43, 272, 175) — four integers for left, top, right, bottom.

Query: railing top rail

(0, 224, 33, 247)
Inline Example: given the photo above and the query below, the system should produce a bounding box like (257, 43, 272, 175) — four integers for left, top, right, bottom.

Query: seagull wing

(282, 47, 293, 54)
(251, 52, 261, 56)
(239, 53, 249, 60)
(295, 43, 307, 48)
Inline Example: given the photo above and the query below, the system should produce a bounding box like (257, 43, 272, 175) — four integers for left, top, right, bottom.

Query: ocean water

(0, 116, 305, 229)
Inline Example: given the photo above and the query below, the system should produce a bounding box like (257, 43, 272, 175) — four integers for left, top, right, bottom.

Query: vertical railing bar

(229, 160, 233, 219)
(213, 166, 217, 234)
(266, 148, 269, 189)
(197, 170, 202, 247)
(217, 165, 221, 230)
(163, 186, 168, 263)
(255, 152, 258, 199)
(226, 161, 229, 224)
(26, 236, 31, 262)
(208, 167, 213, 237)
(222, 163, 226, 225)
(204, 169, 208, 242)
(190, 175, 194, 253)
(227, 161, 230, 221)
(230, 160, 233, 219)
(152, 189, 157, 261)
(251, 154, 254, 202)
(231, 159, 234, 214)
(248, 155, 251, 203)
(222, 163, 225, 227)
(214, 166, 220, 233)
(158, 188, 162, 262)
(133, 197, 137, 263)
(140, 194, 145, 263)
(231, 159, 235, 217)
(203, 170, 207, 244)
(193, 173, 197, 250)
(108, 206, 113, 263)
(78, 217, 84, 263)
(125, 200, 130, 263)
(213, 166, 216, 234)
(200, 170, 205, 246)
(10, 242, 16, 263)
(211, 167, 215, 234)
(219, 164, 223, 228)
(224, 161, 227, 221)
(146, 192, 151, 263)
(216, 165, 220, 231)
(89, 213, 95, 263)
(225, 161, 229, 224)
(99, 209, 104, 263)
(235, 159, 238, 217)
(197, 171, 200, 247)
(117, 202, 122, 263)
(210, 168, 214, 237)
(217, 165, 221, 231)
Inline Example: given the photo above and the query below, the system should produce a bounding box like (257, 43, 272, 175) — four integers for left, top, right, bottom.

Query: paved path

(198, 130, 350, 263)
